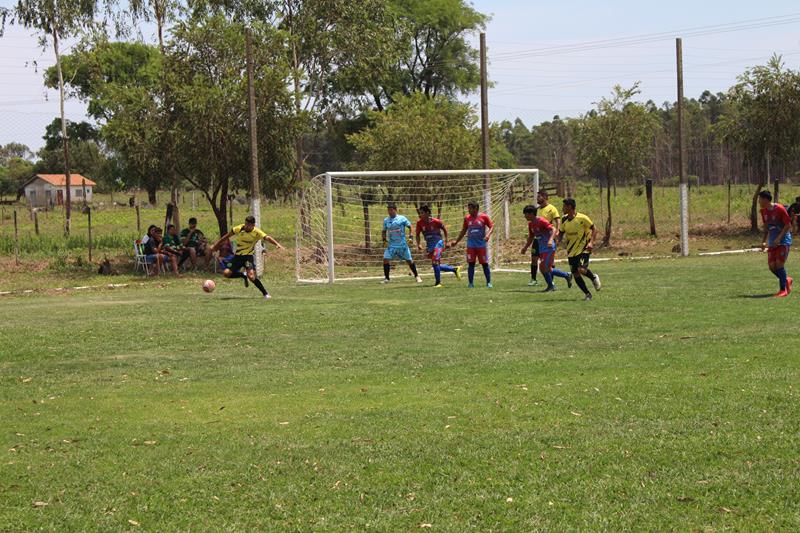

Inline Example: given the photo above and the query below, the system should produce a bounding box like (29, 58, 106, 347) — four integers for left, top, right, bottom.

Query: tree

(0, 157, 35, 199)
(5, 0, 104, 235)
(0, 142, 34, 164)
(576, 84, 660, 246)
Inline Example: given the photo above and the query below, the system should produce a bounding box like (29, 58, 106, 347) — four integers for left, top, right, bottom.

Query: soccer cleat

(584, 292, 593, 301)
(528, 279, 539, 286)
(775, 290, 789, 298)
(788, 277, 794, 294)
(468, 283, 475, 288)
(263, 293, 271, 300)
(416, 276, 423, 283)
(434, 283, 444, 288)
(567, 274, 573, 288)
(455, 266, 462, 280)
(381, 278, 391, 284)
(487, 282, 493, 289)
(592, 274, 602, 291)
(543, 286, 556, 292)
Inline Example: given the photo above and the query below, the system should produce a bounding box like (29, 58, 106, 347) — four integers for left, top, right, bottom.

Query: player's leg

(226, 256, 249, 286)
(478, 249, 492, 288)
(539, 250, 555, 291)
(550, 245, 572, 286)
(429, 246, 442, 286)
(403, 246, 421, 282)
(246, 265, 270, 298)
(382, 246, 393, 282)
(529, 245, 539, 286)
(466, 247, 476, 287)
(570, 255, 591, 300)
(770, 246, 790, 295)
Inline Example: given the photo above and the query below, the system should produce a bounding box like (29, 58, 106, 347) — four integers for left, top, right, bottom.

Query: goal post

(296, 169, 539, 284)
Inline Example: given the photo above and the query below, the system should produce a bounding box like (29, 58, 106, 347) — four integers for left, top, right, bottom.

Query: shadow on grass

(734, 293, 776, 299)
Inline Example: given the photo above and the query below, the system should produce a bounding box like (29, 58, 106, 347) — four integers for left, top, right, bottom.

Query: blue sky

(1, 0, 800, 151)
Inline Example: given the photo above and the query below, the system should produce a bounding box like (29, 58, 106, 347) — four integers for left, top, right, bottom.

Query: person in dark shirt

(142, 226, 167, 276)
(787, 196, 800, 234)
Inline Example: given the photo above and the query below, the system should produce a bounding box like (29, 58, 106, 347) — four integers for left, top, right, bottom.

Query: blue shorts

(145, 253, 161, 264)
(384, 244, 413, 261)
(538, 247, 556, 268)
(426, 239, 445, 262)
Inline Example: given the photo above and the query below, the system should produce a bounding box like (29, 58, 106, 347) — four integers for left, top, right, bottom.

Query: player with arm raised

(208, 215, 285, 300)
(559, 198, 601, 301)
(451, 201, 493, 288)
(415, 205, 461, 288)
(382, 203, 422, 284)
(521, 205, 571, 292)
(759, 190, 793, 297)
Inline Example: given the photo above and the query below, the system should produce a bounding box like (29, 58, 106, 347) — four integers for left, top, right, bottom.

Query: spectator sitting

(162, 224, 186, 275)
(216, 237, 235, 273)
(142, 226, 167, 276)
(179, 217, 210, 270)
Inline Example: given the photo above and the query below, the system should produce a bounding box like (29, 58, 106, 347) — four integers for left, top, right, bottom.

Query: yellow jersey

(561, 213, 594, 257)
(232, 224, 267, 255)
(537, 203, 560, 224)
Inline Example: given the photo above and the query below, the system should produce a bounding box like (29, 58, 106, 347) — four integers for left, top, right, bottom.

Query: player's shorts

(384, 245, 413, 261)
(768, 245, 790, 264)
(225, 254, 255, 272)
(466, 246, 488, 264)
(426, 240, 445, 262)
(567, 253, 591, 273)
(219, 253, 234, 271)
(538, 245, 556, 268)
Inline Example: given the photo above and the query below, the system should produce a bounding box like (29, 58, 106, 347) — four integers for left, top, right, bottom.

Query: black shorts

(567, 253, 591, 273)
(225, 254, 255, 272)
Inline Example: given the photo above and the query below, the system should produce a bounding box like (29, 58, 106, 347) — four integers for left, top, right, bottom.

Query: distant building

(21, 174, 96, 208)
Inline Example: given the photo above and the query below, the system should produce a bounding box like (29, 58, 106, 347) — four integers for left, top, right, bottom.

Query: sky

(1, 0, 800, 152)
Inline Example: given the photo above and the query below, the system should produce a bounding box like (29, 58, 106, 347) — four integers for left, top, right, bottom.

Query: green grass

(2, 254, 799, 530)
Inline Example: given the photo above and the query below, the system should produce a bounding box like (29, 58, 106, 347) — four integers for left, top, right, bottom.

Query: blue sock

(482, 263, 491, 284)
(433, 264, 441, 284)
(543, 271, 554, 288)
(439, 264, 456, 273)
(468, 263, 475, 284)
(777, 267, 788, 291)
(552, 268, 570, 279)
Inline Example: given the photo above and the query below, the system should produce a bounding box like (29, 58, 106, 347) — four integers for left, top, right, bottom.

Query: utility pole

(479, 33, 493, 259)
(676, 37, 689, 257)
(246, 27, 263, 275)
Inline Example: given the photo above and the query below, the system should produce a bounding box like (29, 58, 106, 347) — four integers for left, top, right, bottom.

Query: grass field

(2, 253, 799, 531)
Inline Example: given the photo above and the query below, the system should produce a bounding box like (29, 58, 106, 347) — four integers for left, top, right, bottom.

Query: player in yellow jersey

(559, 198, 601, 301)
(208, 215, 285, 299)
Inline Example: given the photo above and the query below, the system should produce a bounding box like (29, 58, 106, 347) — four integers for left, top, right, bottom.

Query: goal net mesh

(296, 170, 537, 282)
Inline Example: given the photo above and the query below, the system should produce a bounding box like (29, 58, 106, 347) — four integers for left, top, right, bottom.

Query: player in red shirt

(759, 190, 793, 297)
(451, 201, 494, 288)
(520, 205, 572, 292)
(415, 205, 461, 287)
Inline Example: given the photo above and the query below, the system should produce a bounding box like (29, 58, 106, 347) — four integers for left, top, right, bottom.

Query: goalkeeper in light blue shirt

(382, 203, 422, 284)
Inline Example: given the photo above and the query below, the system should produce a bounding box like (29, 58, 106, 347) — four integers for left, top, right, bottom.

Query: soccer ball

(202, 279, 216, 293)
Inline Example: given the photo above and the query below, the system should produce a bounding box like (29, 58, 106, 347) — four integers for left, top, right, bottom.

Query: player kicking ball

(758, 190, 793, 297)
(451, 201, 494, 288)
(520, 205, 572, 292)
(382, 203, 422, 284)
(415, 205, 461, 287)
(208, 215, 285, 299)
(559, 198, 601, 301)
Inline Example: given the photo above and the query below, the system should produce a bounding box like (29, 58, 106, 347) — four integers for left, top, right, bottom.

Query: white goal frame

(297, 169, 540, 284)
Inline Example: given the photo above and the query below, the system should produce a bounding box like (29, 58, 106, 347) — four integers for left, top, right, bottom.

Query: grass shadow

(734, 293, 776, 299)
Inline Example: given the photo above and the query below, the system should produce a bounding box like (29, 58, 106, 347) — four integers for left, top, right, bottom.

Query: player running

(529, 190, 562, 286)
(208, 215, 285, 299)
(559, 198, 601, 301)
(382, 203, 422, 284)
(759, 190, 793, 297)
(521, 205, 572, 292)
(451, 201, 494, 288)
(415, 205, 461, 287)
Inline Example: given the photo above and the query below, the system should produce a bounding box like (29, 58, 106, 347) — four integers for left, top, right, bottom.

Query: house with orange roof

(21, 174, 96, 207)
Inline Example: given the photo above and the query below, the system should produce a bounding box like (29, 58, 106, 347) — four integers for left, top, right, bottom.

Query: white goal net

(296, 169, 539, 283)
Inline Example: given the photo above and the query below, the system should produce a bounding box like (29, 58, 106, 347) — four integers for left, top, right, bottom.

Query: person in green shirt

(161, 224, 183, 276)
(179, 217, 210, 270)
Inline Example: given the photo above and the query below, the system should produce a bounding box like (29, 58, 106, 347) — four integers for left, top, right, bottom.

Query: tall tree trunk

(604, 171, 613, 246)
(215, 179, 230, 237)
(147, 185, 157, 205)
(53, 26, 72, 236)
(751, 182, 765, 233)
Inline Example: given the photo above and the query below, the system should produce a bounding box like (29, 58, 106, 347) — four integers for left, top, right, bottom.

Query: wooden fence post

(135, 204, 141, 235)
(13, 210, 20, 266)
(87, 206, 93, 263)
(773, 179, 780, 205)
(727, 179, 731, 224)
(646, 179, 656, 237)
(34, 210, 39, 236)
